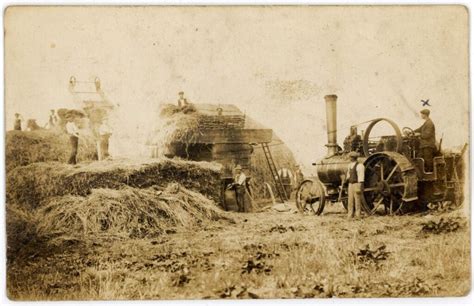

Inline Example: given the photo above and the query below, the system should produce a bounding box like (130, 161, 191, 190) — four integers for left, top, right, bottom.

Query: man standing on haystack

(66, 117, 80, 165)
(346, 151, 365, 219)
(177, 91, 189, 108)
(98, 119, 112, 161)
(177, 91, 195, 114)
(13, 113, 23, 131)
(46, 109, 58, 129)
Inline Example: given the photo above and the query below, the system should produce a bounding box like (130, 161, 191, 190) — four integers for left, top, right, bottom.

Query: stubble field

(7, 203, 471, 300)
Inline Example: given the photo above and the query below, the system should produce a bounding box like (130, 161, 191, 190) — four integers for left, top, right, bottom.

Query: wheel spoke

(389, 197, 393, 214)
(380, 163, 384, 180)
(386, 164, 400, 182)
(363, 185, 379, 192)
(372, 195, 384, 212)
(389, 182, 405, 188)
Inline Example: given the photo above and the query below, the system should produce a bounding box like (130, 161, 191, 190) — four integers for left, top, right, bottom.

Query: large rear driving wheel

(362, 152, 418, 215)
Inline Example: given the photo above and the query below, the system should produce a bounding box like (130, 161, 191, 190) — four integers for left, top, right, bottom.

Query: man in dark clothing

(13, 113, 22, 131)
(414, 109, 436, 172)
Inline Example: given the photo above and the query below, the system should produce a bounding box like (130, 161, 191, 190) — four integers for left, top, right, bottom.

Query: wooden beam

(186, 129, 273, 144)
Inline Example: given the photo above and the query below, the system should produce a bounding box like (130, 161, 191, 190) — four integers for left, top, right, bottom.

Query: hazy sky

(4, 6, 469, 169)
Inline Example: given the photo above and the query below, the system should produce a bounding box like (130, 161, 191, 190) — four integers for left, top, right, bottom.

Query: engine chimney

(324, 94, 338, 156)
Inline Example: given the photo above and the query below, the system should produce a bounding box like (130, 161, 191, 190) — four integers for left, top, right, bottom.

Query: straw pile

(35, 183, 228, 242)
(7, 158, 222, 210)
(147, 105, 201, 152)
(147, 104, 246, 153)
(6, 130, 97, 173)
(6, 203, 41, 260)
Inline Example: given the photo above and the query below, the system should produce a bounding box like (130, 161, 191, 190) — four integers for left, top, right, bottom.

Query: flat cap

(178, 91, 184, 95)
(234, 165, 242, 170)
(349, 151, 360, 158)
(420, 109, 430, 115)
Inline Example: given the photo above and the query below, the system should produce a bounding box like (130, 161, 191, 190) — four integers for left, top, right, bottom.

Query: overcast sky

(4, 6, 469, 169)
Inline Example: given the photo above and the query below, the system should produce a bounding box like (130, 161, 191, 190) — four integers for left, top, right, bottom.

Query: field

(7, 203, 470, 300)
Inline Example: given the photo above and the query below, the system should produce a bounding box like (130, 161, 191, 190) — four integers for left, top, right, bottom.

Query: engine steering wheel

(402, 127, 415, 137)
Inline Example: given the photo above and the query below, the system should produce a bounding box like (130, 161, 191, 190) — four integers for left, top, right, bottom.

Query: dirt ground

(7, 203, 471, 300)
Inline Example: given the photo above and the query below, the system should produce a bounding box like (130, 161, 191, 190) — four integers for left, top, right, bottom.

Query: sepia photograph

(3, 5, 471, 301)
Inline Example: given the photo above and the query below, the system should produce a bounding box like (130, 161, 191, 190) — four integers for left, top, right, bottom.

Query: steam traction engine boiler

(296, 95, 465, 215)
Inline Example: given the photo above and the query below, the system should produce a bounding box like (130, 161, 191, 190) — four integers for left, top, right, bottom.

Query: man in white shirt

(66, 119, 80, 165)
(177, 91, 188, 108)
(98, 119, 112, 161)
(277, 168, 293, 199)
(227, 165, 247, 212)
(346, 151, 365, 219)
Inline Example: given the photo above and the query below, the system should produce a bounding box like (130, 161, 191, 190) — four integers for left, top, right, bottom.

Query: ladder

(261, 143, 288, 203)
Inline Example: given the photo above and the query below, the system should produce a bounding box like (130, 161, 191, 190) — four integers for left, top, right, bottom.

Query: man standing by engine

(414, 109, 436, 172)
(346, 151, 365, 219)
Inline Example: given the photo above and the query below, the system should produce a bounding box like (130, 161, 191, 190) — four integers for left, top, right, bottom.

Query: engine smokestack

(324, 94, 338, 156)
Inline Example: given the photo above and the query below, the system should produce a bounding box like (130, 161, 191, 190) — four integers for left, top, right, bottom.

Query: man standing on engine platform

(346, 151, 365, 219)
(414, 109, 436, 172)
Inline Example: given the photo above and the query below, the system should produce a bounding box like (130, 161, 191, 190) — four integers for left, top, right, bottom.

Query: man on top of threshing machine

(295, 95, 465, 217)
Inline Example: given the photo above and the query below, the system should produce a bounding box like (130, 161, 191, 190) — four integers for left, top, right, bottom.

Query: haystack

(7, 158, 222, 209)
(147, 104, 247, 156)
(35, 183, 228, 242)
(147, 104, 201, 152)
(6, 130, 97, 173)
(6, 203, 41, 260)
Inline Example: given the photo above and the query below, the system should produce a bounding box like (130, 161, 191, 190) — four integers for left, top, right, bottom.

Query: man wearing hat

(227, 165, 247, 212)
(13, 113, 23, 131)
(177, 91, 189, 108)
(414, 109, 436, 172)
(346, 151, 365, 219)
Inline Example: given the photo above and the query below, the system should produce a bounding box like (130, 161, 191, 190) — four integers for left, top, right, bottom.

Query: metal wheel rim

(363, 155, 405, 215)
(295, 179, 326, 215)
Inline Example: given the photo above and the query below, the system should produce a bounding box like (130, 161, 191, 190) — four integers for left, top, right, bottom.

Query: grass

(7, 204, 470, 300)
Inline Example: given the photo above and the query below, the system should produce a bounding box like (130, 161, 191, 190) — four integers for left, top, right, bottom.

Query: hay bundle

(147, 104, 201, 151)
(7, 158, 222, 209)
(6, 130, 97, 173)
(35, 184, 228, 242)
